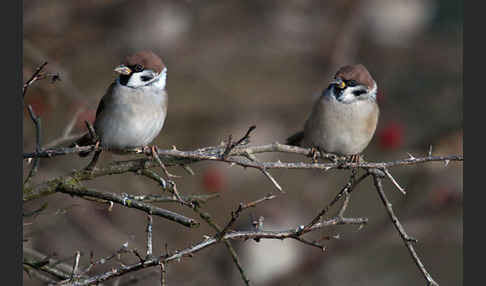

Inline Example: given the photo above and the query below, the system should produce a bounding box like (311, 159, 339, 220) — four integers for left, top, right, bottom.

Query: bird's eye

(347, 80, 358, 87)
(134, 64, 144, 72)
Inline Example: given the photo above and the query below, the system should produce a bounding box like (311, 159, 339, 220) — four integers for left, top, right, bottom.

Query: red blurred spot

(378, 122, 404, 150)
(24, 94, 50, 117)
(429, 187, 461, 208)
(75, 109, 96, 130)
(202, 167, 225, 193)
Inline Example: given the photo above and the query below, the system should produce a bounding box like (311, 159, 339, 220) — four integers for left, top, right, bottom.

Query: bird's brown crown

(124, 51, 165, 74)
(334, 64, 374, 90)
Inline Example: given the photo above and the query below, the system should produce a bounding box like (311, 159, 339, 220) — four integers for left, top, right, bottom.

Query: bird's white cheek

(155, 68, 167, 90)
(337, 90, 356, 103)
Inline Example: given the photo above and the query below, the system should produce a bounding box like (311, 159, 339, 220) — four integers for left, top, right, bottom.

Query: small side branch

(192, 206, 251, 286)
(298, 171, 369, 235)
(24, 105, 42, 185)
(372, 174, 439, 286)
(23, 61, 49, 98)
(55, 184, 199, 228)
(159, 262, 167, 286)
(146, 215, 153, 258)
(221, 125, 256, 159)
(219, 194, 277, 238)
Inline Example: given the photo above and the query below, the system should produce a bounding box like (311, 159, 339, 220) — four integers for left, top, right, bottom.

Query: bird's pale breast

(303, 96, 379, 155)
(94, 83, 167, 150)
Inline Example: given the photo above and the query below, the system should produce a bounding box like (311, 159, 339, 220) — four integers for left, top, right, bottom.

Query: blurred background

(23, 0, 462, 285)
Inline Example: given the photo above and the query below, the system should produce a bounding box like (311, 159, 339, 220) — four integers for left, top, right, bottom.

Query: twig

(53, 183, 198, 228)
(125, 193, 219, 204)
(291, 236, 326, 251)
(58, 216, 366, 286)
(192, 206, 251, 286)
(160, 262, 167, 286)
(383, 168, 406, 195)
(372, 174, 439, 286)
(23, 61, 49, 98)
(71, 251, 81, 279)
(140, 169, 189, 206)
(146, 215, 153, 258)
(24, 143, 463, 172)
(219, 194, 277, 238)
(81, 246, 130, 274)
(259, 168, 284, 193)
(298, 171, 367, 234)
(150, 145, 179, 178)
(221, 125, 256, 159)
(24, 105, 42, 185)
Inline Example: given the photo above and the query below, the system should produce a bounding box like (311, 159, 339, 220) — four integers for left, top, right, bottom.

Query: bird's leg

(327, 153, 339, 163)
(308, 147, 319, 163)
(84, 141, 101, 173)
(343, 154, 362, 174)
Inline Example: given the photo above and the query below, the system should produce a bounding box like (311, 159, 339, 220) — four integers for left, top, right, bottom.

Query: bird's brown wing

(95, 82, 116, 118)
(286, 131, 304, 146)
(70, 82, 116, 157)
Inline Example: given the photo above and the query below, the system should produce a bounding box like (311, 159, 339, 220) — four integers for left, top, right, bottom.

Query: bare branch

(52, 183, 198, 228)
(23, 61, 49, 98)
(372, 174, 439, 286)
(219, 194, 277, 238)
(70, 251, 81, 279)
(159, 262, 167, 286)
(383, 168, 407, 195)
(146, 215, 153, 258)
(60, 215, 365, 286)
(24, 105, 42, 185)
(221, 125, 256, 159)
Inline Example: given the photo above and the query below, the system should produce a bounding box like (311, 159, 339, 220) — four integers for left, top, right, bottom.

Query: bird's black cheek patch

(141, 75, 153, 82)
(119, 74, 131, 86)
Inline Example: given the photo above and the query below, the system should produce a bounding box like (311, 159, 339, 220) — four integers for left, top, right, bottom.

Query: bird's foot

(308, 147, 320, 163)
(347, 154, 362, 164)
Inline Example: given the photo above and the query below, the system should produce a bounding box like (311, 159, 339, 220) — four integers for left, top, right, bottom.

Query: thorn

(108, 201, 114, 212)
(444, 160, 450, 167)
(406, 236, 418, 243)
(428, 145, 433, 156)
(407, 152, 416, 160)
(383, 168, 406, 195)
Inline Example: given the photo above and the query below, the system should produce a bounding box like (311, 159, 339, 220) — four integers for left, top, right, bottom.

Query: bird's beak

(114, 65, 132, 75)
(330, 78, 346, 89)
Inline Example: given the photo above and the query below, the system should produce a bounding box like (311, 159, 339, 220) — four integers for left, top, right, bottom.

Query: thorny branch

(51, 216, 366, 286)
(23, 65, 462, 286)
(372, 174, 439, 286)
(23, 134, 462, 286)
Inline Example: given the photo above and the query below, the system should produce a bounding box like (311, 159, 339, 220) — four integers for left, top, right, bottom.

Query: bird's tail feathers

(285, 131, 304, 146)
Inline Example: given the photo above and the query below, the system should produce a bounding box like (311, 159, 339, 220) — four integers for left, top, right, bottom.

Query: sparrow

(286, 64, 379, 161)
(72, 51, 168, 166)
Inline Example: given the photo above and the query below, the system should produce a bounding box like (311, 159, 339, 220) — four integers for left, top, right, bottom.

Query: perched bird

(286, 64, 379, 161)
(72, 51, 168, 167)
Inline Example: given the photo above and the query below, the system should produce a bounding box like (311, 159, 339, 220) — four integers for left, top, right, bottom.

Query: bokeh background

(23, 0, 463, 285)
